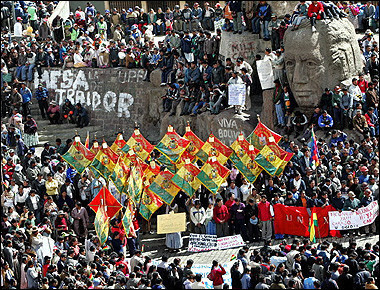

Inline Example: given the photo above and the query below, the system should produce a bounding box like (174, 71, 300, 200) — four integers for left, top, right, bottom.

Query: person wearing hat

(202, 2, 215, 31)
(55, 210, 69, 234)
(359, 166, 370, 184)
(353, 109, 369, 136)
(14, 16, 23, 37)
(181, 4, 193, 32)
(47, 100, 60, 124)
(35, 84, 49, 119)
(268, 14, 281, 50)
(110, 8, 121, 38)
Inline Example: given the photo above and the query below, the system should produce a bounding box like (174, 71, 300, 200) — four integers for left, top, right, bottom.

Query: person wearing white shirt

(14, 17, 23, 37)
(240, 179, 252, 203)
(73, 49, 87, 67)
(192, 274, 206, 289)
(349, 77, 364, 107)
(190, 200, 206, 234)
(236, 57, 253, 76)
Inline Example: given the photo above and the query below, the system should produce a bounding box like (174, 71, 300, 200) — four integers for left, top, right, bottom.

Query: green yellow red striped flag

(90, 140, 100, 155)
(109, 155, 131, 194)
(247, 121, 282, 150)
(110, 133, 127, 157)
(94, 204, 109, 245)
(155, 125, 190, 163)
(124, 150, 146, 205)
(148, 170, 181, 205)
(254, 145, 284, 176)
(196, 133, 233, 165)
(309, 207, 318, 243)
(171, 160, 202, 197)
(157, 153, 177, 174)
(89, 142, 119, 180)
(265, 142, 294, 176)
(140, 181, 164, 221)
(197, 157, 230, 195)
(180, 125, 205, 164)
(123, 129, 155, 161)
(230, 133, 262, 184)
(62, 139, 96, 174)
(121, 200, 136, 236)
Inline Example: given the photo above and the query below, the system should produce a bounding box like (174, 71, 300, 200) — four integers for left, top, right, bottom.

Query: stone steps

(29, 102, 104, 147)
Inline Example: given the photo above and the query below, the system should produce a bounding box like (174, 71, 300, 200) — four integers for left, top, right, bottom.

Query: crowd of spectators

(1, 1, 380, 289)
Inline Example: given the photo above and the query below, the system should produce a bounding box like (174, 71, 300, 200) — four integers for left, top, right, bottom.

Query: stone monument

(283, 18, 362, 113)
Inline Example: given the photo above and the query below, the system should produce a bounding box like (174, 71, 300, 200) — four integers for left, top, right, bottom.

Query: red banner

(273, 204, 341, 238)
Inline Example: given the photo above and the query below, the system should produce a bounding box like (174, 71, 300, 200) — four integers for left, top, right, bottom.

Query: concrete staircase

(29, 101, 104, 147)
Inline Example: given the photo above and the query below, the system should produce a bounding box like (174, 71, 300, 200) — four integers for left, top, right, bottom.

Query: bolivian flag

(265, 142, 294, 176)
(94, 204, 109, 245)
(155, 125, 190, 163)
(230, 134, 262, 183)
(247, 121, 282, 150)
(89, 142, 119, 179)
(123, 129, 155, 162)
(140, 184, 164, 221)
(62, 140, 96, 174)
(309, 207, 318, 243)
(144, 161, 161, 184)
(171, 160, 202, 197)
(91, 140, 100, 155)
(255, 145, 283, 176)
(180, 125, 205, 163)
(110, 133, 127, 157)
(157, 153, 177, 174)
(109, 155, 131, 194)
(197, 157, 230, 195)
(148, 170, 181, 205)
(196, 133, 233, 165)
(122, 200, 135, 236)
(125, 153, 146, 205)
(275, 150, 294, 176)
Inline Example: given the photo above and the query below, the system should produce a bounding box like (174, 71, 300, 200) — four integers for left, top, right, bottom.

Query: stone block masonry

(33, 68, 166, 142)
(34, 68, 257, 144)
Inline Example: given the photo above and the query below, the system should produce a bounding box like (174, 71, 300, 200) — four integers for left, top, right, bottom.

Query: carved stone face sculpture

(284, 19, 362, 112)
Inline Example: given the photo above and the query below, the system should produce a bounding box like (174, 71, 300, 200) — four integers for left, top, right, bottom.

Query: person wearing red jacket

(224, 192, 236, 236)
(258, 195, 274, 241)
(213, 198, 229, 237)
(209, 260, 226, 289)
(308, 1, 325, 32)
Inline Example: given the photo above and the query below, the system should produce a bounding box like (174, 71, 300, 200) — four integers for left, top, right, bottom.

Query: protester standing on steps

(34, 84, 49, 120)
(23, 115, 39, 148)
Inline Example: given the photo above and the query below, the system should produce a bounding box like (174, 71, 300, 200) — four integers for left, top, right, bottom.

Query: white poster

(217, 234, 245, 250)
(228, 84, 246, 106)
(256, 60, 275, 90)
(48, 1, 70, 26)
(188, 234, 218, 252)
(329, 201, 378, 230)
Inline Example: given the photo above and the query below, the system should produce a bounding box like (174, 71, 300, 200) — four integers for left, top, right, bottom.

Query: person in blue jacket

(20, 82, 32, 117)
(318, 110, 334, 136)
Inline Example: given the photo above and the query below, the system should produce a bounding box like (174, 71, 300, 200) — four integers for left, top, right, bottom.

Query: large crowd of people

(1, 1, 380, 289)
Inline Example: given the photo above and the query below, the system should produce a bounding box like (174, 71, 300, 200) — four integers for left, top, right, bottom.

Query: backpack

(207, 270, 215, 281)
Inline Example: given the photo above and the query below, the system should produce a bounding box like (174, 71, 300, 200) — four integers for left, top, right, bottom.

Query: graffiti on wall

(216, 118, 241, 146)
(33, 69, 147, 118)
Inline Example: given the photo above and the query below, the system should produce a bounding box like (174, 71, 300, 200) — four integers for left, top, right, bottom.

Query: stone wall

(34, 68, 255, 144)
